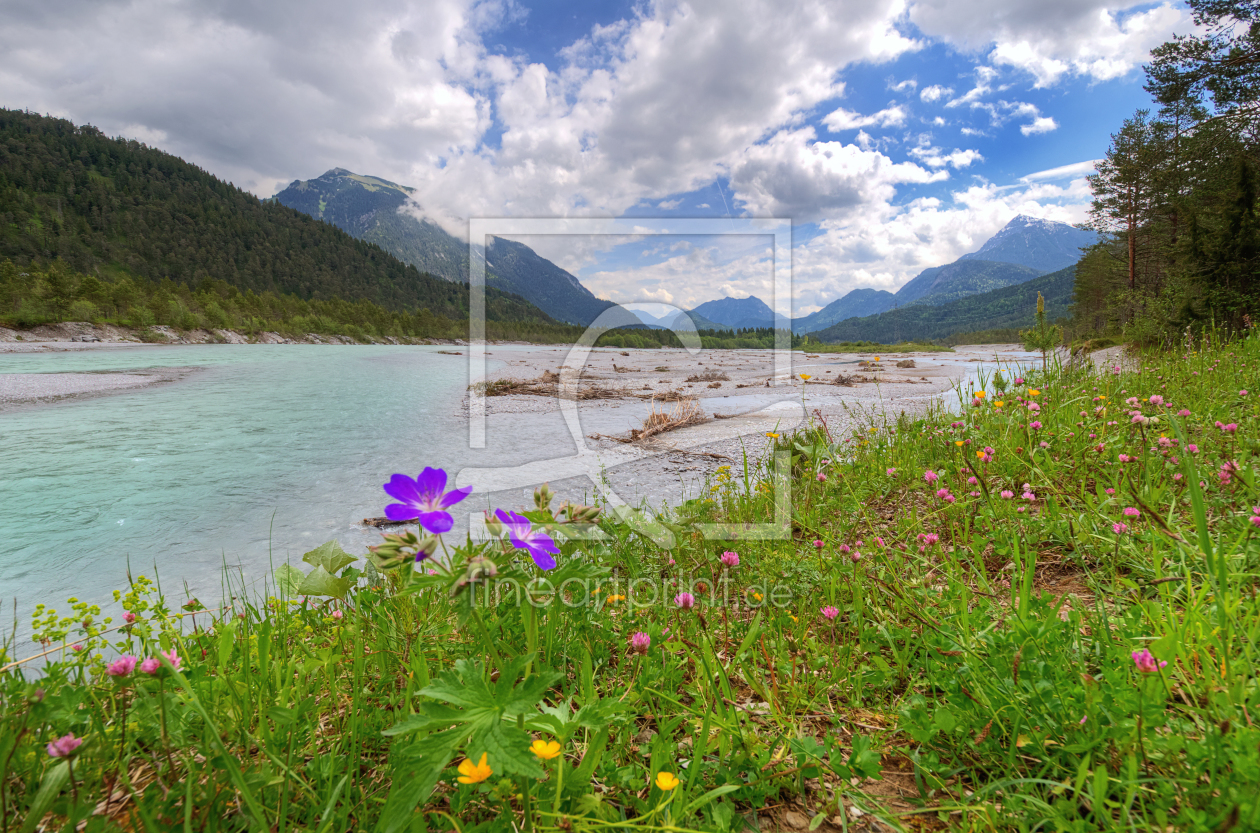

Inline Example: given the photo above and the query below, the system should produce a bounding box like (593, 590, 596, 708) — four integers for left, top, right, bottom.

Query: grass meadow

(2, 330, 1258, 832)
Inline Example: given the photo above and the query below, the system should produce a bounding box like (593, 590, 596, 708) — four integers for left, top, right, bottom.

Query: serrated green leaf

(382, 704, 464, 737)
(474, 719, 543, 778)
(303, 540, 357, 575)
(295, 566, 353, 598)
(375, 727, 462, 833)
(419, 660, 497, 711)
(273, 563, 305, 596)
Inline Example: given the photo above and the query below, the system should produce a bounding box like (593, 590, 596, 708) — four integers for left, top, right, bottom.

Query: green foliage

(813, 266, 1076, 345)
(274, 541, 360, 598)
(5, 332, 1260, 831)
(1079, 3, 1260, 340)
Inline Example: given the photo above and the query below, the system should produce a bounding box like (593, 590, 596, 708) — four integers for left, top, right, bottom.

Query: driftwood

(685, 369, 730, 382)
(588, 399, 709, 444)
(362, 516, 412, 528)
(473, 370, 633, 400)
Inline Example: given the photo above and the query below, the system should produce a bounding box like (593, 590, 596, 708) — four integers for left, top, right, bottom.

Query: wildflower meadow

(2, 331, 1259, 832)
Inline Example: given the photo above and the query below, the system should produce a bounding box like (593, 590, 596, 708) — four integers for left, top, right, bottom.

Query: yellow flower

(655, 772, 680, 791)
(995, 401, 1004, 408)
(457, 753, 492, 784)
(530, 740, 562, 761)
(976, 450, 985, 458)
(799, 373, 812, 381)
(753, 592, 763, 602)
(766, 432, 780, 439)
(975, 391, 986, 399)
(790, 615, 798, 622)
(1029, 389, 1040, 396)
(955, 440, 964, 447)
(606, 594, 625, 604)
(874, 356, 881, 361)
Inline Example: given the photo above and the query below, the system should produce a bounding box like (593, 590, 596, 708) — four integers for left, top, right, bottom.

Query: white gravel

(0, 370, 192, 410)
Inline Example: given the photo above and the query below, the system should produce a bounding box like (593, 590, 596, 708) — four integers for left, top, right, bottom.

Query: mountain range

(274, 170, 626, 327)
(274, 168, 1097, 343)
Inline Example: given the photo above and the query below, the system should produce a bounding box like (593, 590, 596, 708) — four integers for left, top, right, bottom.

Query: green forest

(1073, 0, 1260, 345)
(0, 108, 580, 342)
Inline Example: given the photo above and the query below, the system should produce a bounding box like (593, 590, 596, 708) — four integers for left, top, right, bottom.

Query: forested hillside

(1075, 0, 1260, 344)
(811, 266, 1075, 344)
(0, 109, 554, 330)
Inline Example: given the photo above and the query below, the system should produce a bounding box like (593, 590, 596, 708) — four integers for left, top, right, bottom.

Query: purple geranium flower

(494, 509, 560, 570)
(383, 468, 472, 534)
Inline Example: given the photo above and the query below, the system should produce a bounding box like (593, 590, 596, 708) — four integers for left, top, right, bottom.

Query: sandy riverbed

(450, 343, 1041, 514)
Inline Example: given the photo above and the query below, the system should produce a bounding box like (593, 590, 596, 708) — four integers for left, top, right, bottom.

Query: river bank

(0, 320, 469, 350)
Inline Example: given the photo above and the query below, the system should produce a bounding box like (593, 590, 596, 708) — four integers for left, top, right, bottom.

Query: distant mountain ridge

(0, 109, 555, 327)
(273, 169, 471, 283)
(274, 169, 623, 326)
(792, 288, 896, 334)
(689, 296, 789, 331)
(811, 266, 1077, 345)
(484, 237, 624, 326)
(958, 214, 1098, 273)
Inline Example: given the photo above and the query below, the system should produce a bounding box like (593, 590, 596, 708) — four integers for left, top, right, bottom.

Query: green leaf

(273, 563, 305, 596)
(476, 719, 544, 778)
(303, 540, 357, 575)
(21, 760, 70, 833)
(295, 566, 353, 598)
(375, 727, 462, 833)
(681, 783, 741, 817)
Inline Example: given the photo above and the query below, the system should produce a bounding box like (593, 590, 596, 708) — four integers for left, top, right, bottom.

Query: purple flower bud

(630, 632, 651, 654)
(674, 592, 695, 610)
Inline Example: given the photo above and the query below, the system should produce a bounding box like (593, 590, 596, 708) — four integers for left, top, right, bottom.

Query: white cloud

(657, 198, 682, 209)
(908, 145, 984, 168)
(727, 127, 946, 223)
(1020, 115, 1058, 135)
(582, 243, 776, 312)
(789, 174, 1094, 313)
(1020, 159, 1100, 181)
(891, 78, 918, 92)
(910, 0, 1192, 86)
(919, 84, 953, 102)
(822, 104, 908, 131)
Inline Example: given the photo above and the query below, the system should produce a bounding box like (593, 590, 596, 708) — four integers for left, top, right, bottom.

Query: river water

(0, 345, 656, 621)
(0, 342, 1037, 638)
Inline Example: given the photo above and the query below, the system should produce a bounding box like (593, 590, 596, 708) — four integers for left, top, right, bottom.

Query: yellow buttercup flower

(655, 772, 680, 791)
(799, 373, 812, 381)
(457, 753, 492, 784)
(530, 740, 562, 761)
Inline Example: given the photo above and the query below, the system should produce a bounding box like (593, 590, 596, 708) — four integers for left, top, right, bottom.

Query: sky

(1, 0, 1192, 315)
